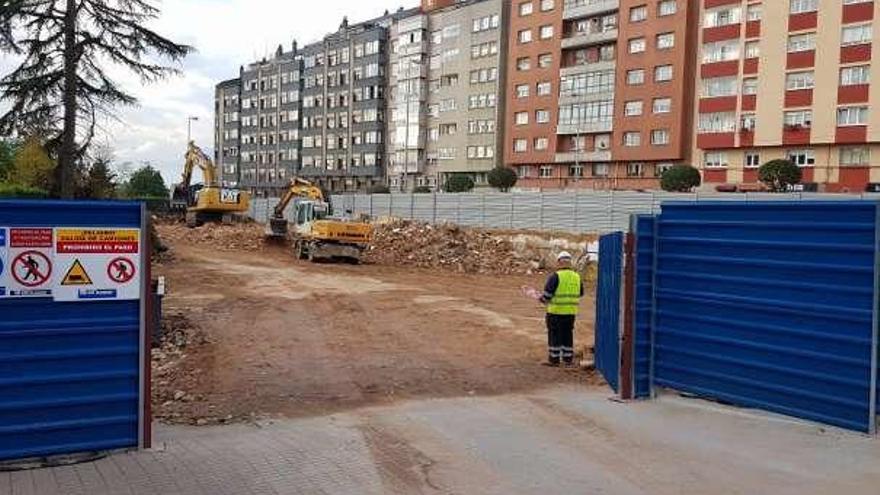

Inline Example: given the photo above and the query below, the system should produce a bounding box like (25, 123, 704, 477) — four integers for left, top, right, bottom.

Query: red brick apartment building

(505, 0, 699, 190)
(693, 0, 880, 192)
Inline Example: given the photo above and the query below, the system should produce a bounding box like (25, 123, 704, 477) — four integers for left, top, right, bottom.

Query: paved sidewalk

(3, 386, 880, 494)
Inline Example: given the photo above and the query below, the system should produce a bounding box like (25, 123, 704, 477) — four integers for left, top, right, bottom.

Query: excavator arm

(272, 178, 324, 219)
(173, 141, 220, 207)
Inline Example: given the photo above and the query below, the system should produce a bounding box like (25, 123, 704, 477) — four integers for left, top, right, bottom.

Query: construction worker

(540, 251, 584, 367)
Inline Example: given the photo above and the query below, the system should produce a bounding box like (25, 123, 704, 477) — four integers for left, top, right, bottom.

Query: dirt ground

(152, 227, 600, 425)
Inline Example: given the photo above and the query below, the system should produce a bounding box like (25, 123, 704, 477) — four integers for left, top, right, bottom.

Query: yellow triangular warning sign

(61, 259, 93, 286)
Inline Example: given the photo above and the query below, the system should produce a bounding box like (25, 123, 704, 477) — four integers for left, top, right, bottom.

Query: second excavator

(266, 177, 372, 263)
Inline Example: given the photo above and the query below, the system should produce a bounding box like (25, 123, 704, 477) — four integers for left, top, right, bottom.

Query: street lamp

(186, 116, 199, 143)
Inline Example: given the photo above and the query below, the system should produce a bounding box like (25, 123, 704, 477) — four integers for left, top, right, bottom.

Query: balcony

(558, 89, 614, 106)
(555, 150, 611, 163)
(560, 59, 615, 77)
(563, 0, 619, 20)
(557, 121, 613, 135)
(561, 29, 618, 50)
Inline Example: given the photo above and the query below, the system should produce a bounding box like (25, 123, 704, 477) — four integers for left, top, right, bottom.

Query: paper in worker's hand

(520, 286, 542, 301)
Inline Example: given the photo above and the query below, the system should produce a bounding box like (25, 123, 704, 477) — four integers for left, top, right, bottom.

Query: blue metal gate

(0, 200, 148, 461)
(595, 232, 623, 392)
(652, 201, 879, 433)
(631, 215, 655, 399)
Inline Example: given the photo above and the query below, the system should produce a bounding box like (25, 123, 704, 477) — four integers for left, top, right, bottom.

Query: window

(741, 113, 756, 130)
(537, 81, 552, 95)
(745, 41, 760, 59)
(570, 164, 584, 178)
(538, 53, 553, 68)
(704, 7, 741, 28)
(560, 70, 615, 96)
(784, 110, 812, 128)
(652, 129, 670, 145)
(629, 37, 647, 54)
(627, 69, 645, 85)
(658, 0, 677, 16)
(838, 106, 869, 126)
(702, 40, 740, 63)
(515, 111, 529, 125)
(519, 29, 533, 44)
(840, 146, 870, 166)
(627, 162, 645, 177)
(467, 145, 495, 159)
(558, 100, 614, 125)
(790, 0, 818, 15)
(704, 151, 729, 168)
(519, 2, 533, 16)
(745, 152, 761, 168)
(539, 166, 553, 178)
(540, 0, 554, 11)
(473, 14, 500, 33)
(787, 33, 816, 53)
(787, 149, 815, 167)
(592, 163, 610, 177)
(623, 132, 641, 147)
(536, 109, 550, 123)
(702, 76, 737, 97)
(698, 112, 737, 133)
(630, 5, 647, 22)
(517, 57, 531, 71)
(747, 4, 762, 21)
(540, 25, 554, 40)
(534, 137, 549, 150)
(624, 100, 643, 116)
(653, 97, 671, 113)
(742, 78, 758, 95)
(842, 25, 872, 46)
(657, 32, 675, 50)
(785, 71, 814, 90)
(656, 163, 674, 176)
(654, 65, 673, 82)
(513, 139, 528, 152)
(516, 84, 530, 98)
(841, 65, 870, 86)
(518, 165, 531, 178)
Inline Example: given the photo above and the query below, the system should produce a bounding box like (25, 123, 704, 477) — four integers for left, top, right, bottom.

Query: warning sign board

(0, 228, 7, 297)
(5, 228, 54, 298)
(53, 228, 141, 302)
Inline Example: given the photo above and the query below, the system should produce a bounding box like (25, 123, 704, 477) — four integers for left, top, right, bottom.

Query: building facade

(693, 0, 880, 192)
(215, 78, 242, 187)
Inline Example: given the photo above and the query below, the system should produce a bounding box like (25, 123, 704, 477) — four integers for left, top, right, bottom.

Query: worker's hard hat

(557, 251, 573, 261)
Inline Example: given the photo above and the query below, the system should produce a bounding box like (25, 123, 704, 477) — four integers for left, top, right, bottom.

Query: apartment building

(693, 0, 880, 192)
(504, 0, 564, 188)
(422, 0, 510, 189)
(239, 46, 302, 196)
(215, 78, 242, 187)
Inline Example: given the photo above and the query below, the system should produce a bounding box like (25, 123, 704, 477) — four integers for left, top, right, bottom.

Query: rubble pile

(366, 220, 592, 275)
(156, 221, 269, 252)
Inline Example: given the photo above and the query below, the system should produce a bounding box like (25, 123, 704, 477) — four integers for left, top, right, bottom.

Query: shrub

(412, 186, 432, 194)
(487, 166, 518, 192)
(759, 159, 802, 192)
(660, 165, 702, 192)
(443, 174, 475, 193)
(0, 183, 49, 198)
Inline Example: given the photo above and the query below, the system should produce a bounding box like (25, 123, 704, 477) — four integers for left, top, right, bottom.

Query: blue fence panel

(0, 200, 144, 461)
(652, 201, 879, 432)
(595, 232, 623, 392)
(632, 215, 655, 399)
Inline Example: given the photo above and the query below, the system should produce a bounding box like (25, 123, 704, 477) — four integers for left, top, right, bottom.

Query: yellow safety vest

(547, 269, 582, 316)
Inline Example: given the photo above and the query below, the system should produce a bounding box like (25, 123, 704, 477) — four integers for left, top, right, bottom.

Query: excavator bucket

(266, 217, 289, 238)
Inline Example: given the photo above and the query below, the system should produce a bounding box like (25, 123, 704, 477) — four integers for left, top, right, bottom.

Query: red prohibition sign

(12, 250, 52, 287)
(107, 257, 136, 284)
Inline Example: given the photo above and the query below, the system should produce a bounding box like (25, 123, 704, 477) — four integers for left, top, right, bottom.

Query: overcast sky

(91, 0, 417, 184)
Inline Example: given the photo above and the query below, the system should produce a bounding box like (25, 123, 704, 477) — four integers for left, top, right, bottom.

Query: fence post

(609, 189, 615, 234)
(410, 194, 415, 220)
(370, 193, 374, 218)
(573, 190, 580, 232)
(540, 192, 545, 231)
(432, 193, 437, 224)
(510, 193, 515, 229)
(481, 193, 486, 228)
(456, 194, 461, 224)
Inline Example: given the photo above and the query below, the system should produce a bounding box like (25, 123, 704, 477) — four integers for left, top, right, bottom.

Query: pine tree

(0, 0, 192, 198)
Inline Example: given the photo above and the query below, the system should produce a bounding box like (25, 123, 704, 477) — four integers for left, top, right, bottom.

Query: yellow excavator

(171, 141, 251, 227)
(266, 177, 372, 263)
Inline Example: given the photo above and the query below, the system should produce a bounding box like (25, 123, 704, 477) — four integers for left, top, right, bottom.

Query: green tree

(443, 174, 475, 193)
(81, 160, 117, 199)
(8, 136, 55, 190)
(660, 165, 702, 192)
(487, 167, 518, 192)
(759, 159, 802, 192)
(122, 165, 168, 198)
(0, 138, 18, 181)
(0, 1, 192, 198)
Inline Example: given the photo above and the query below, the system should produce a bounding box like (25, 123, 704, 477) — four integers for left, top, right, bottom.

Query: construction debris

(156, 221, 271, 252)
(365, 220, 595, 275)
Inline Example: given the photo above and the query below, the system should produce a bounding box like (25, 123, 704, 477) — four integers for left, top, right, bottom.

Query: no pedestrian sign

(53, 228, 141, 302)
(4, 228, 54, 298)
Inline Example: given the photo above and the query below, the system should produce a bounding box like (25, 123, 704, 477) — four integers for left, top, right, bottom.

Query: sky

(4, 0, 418, 185)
